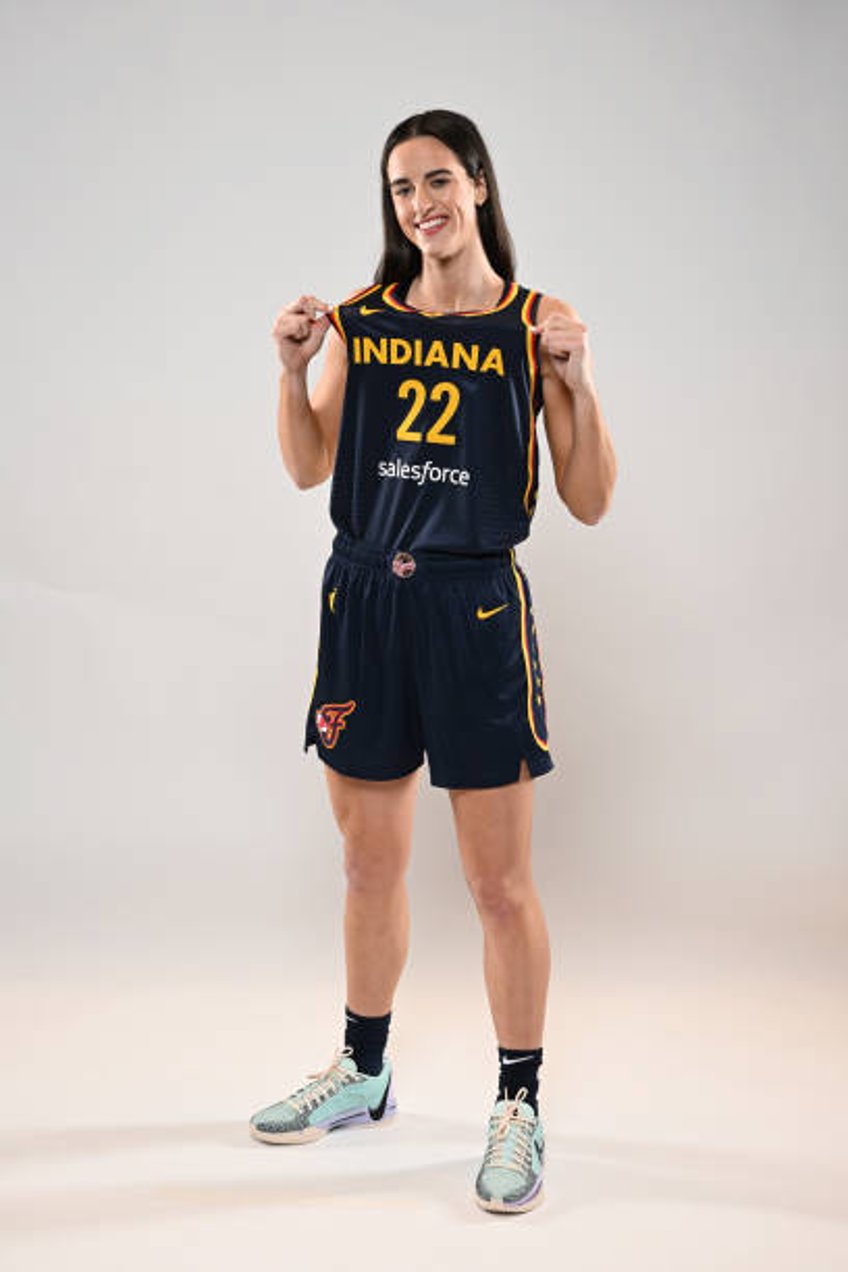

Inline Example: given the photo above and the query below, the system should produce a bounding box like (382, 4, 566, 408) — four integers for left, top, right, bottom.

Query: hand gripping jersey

(325, 279, 545, 553)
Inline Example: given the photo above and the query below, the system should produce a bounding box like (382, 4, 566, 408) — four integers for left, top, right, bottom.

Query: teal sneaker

(474, 1086, 545, 1213)
(249, 1044, 396, 1144)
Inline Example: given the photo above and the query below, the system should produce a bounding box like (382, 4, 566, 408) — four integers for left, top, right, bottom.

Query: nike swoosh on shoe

(369, 1077, 392, 1120)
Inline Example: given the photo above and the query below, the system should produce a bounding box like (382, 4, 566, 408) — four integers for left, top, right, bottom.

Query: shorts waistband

(331, 530, 515, 578)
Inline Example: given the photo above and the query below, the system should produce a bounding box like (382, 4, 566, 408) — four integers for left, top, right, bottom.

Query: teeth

(419, 217, 447, 230)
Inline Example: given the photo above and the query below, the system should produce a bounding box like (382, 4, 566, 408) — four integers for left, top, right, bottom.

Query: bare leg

(449, 760, 551, 1047)
(324, 764, 421, 1016)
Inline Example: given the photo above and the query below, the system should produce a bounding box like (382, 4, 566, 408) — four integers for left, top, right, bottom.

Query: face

(386, 135, 487, 260)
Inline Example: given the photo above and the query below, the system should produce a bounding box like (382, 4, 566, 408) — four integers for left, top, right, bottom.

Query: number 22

(395, 378, 460, 446)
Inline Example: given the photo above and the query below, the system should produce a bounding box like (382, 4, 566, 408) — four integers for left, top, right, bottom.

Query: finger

(302, 295, 333, 321)
(539, 340, 583, 357)
(530, 322, 587, 334)
(284, 316, 312, 341)
(283, 295, 312, 315)
(283, 295, 332, 319)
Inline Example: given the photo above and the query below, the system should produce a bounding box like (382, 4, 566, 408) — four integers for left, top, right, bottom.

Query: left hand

(530, 313, 594, 392)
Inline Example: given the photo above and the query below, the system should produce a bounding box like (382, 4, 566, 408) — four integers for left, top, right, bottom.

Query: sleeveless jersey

(325, 279, 545, 553)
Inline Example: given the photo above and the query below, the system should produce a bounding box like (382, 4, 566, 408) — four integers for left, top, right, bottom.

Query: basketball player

(250, 109, 617, 1214)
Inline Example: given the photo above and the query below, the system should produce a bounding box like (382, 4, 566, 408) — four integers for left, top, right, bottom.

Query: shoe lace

(287, 1045, 359, 1112)
(483, 1086, 535, 1172)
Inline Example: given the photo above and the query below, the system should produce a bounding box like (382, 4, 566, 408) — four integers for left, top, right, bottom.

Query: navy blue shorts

(303, 531, 554, 789)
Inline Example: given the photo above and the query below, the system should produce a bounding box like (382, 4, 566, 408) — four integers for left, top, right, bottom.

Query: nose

(410, 185, 434, 222)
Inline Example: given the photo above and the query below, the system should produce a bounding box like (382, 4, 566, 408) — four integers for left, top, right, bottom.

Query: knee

(465, 869, 532, 921)
(343, 835, 408, 895)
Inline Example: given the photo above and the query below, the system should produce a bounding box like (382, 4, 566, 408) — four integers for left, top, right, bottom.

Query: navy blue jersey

(325, 279, 545, 553)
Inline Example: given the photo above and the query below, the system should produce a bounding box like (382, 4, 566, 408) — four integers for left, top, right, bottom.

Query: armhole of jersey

(330, 282, 383, 343)
(339, 282, 382, 306)
(327, 306, 346, 342)
(518, 289, 544, 518)
(521, 290, 545, 417)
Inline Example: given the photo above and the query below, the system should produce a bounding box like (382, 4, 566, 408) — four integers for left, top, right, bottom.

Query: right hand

(271, 294, 333, 372)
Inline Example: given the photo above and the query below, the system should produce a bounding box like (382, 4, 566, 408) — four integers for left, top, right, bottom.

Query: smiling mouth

(417, 216, 448, 236)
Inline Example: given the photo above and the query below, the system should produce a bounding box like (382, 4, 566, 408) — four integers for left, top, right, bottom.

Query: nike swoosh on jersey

(477, 603, 509, 620)
(359, 305, 382, 315)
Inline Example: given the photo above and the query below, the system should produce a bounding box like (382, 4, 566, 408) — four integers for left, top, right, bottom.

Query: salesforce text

(376, 458, 472, 487)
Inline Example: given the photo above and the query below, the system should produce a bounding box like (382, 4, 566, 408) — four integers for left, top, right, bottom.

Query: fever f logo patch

(315, 700, 357, 749)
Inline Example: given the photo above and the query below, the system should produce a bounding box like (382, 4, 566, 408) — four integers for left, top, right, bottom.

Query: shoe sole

(251, 1123, 329, 1144)
(250, 1096, 398, 1144)
(475, 1181, 544, 1213)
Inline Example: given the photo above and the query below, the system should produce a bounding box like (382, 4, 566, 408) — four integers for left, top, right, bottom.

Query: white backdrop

(2, 2, 846, 1268)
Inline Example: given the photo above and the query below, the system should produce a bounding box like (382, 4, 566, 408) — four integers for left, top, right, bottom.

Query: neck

(407, 245, 503, 312)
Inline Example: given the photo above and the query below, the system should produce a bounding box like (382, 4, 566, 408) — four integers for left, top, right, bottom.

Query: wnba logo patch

(315, 700, 356, 749)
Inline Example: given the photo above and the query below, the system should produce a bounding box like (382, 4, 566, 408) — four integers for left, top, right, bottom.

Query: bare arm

(534, 294, 617, 524)
(272, 294, 348, 490)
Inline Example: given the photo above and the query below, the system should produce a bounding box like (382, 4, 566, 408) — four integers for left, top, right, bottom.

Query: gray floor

(3, 931, 847, 1271)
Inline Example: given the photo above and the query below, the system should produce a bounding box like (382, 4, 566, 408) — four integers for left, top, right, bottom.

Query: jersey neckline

(382, 279, 519, 317)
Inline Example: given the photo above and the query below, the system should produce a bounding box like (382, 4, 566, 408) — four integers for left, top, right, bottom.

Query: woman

(250, 109, 617, 1214)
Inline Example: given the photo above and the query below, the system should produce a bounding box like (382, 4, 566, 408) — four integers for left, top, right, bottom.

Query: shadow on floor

(1, 1114, 845, 1235)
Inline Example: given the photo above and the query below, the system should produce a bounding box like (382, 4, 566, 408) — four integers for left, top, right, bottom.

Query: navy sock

(497, 1045, 543, 1114)
(344, 1005, 391, 1076)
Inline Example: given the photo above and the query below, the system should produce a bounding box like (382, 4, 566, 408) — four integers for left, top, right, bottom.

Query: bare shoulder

(535, 293, 582, 322)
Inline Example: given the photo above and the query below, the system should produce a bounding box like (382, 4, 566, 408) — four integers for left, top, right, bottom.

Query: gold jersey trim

(381, 280, 520, 317)
(509, 550, 549, 752)
(520, 290, 542, 517)
(329, 283, 383, 342)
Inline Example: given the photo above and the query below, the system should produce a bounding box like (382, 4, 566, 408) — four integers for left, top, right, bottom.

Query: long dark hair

(374, 109, 516, 288)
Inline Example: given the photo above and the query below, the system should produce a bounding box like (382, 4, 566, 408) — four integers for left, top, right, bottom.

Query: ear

(474, 168, 488, 207)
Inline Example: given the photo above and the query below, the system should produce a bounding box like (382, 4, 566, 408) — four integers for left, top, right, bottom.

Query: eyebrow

(389, 168, 453, 190)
